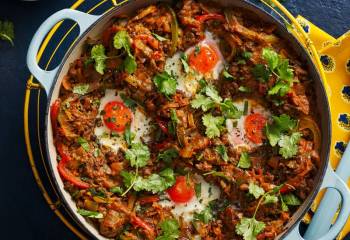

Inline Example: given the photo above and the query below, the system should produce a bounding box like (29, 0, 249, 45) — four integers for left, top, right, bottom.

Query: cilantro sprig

(113, 30, 137, 73)
(156, 219, 180, 240)
(202, 114, 225, 138)
(153, 71, 177, 98)
(252, 48, 295, 96)
(125, 142, 150, 168)
(265, 114, 302, 158)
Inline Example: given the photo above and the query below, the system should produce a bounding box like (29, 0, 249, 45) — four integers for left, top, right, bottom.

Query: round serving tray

(23, 0, 348, 239)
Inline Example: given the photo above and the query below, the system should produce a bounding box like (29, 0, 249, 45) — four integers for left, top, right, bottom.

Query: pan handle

(26, 9, 100, 94)
(284, 165, 350, 240)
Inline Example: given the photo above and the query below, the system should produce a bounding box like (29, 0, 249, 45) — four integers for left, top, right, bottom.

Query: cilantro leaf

(123, 124, 135, 146)
(282, 193, 301, 206)
(152, 32, 167, 41)
(278, 132, 302, 159)
(238, 86, 252, 93)
(262, 48, 280, 70)
(110, 186, 123, 195)
(122, 168, 176, 194)
(113, 30, 137, 73)
(168, 109, 179, 137)
(194, 206, 213, 224)
(73, 84, 90, 95)
(248, 182, 265, 199)
(180, 52, 190, 74)
(191, 94, 215, 112)
(251, 64, 270, 82)
(195, 183, 201, 199)
(157, 148, 179, 164)
(263, 194, 279, 205)
(267, 79, 291, 96)
(119, 93, 137, 111)
(242, 51, 253, 60)
(237, 152, 251, 169)
(265, 114, 298, 147)
(77, 209, 103, 219)
(215, 145, 229, 162)
(222, 69, 235, 80)
(280, 195, 289, 212)
(91, 44, 107, 74)
(124, 55, 137, 74)
(236, 217, 265, 240)
(205, 85, 222, 103)
(0, 20, 14, 46)
(125, 142, 150, 168)
(202, 114, 225, 138)
(156, 219, 180, 240)
(153, 71, 177, 98)
(77, 137, 89, 151)
(220, 99, 243, 119)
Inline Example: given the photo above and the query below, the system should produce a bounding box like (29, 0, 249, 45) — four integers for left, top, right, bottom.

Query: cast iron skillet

(26, 0, 350, 239)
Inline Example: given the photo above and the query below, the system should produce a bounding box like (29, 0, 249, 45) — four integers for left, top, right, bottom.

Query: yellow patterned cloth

(296, 16, 350, 239)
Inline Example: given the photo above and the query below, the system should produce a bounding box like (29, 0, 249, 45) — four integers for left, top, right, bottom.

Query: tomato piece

(167, 176, 195, 203)
(103, 101, 133, 132)
(244, 113, 267, 144)
(56, 143, 90, 189)
(50, 99, 61, 136)
(196, 13, 226, 23)
(188, 44, 219, 74)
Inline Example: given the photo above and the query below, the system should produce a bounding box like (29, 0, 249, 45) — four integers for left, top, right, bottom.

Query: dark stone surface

(0, 0, 348, 239)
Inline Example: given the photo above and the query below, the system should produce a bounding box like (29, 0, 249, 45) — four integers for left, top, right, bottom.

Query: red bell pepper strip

(56, 143, 90, 189)
(50, 99, 61, 137)
(279, 183, 295, 194)
(138, 195, 160, 205)
(130, 214, 155, 239)
(156, 117, 170, 135)
(196, 13, 226, 23)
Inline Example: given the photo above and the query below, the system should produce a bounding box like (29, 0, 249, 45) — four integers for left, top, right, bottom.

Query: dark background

(0, 0, 349, 239)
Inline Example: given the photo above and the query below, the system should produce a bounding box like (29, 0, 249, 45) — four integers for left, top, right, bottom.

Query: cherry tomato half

(188, 44, 219, 74)
(103, 101, 133, 133)
(167, 176, 195, 203)
(244, 113, 267, 144)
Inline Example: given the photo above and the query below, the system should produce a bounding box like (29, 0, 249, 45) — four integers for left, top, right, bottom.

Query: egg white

(226, 99, 270, 152)
(94, 89, 152, 153)
(165, 31, 225, 97)
(159, 175, 221, 223)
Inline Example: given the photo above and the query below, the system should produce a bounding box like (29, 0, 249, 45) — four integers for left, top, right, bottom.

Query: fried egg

(226, 99, 271, 152)
(165, 31, 225, 97)
(94, 89, 153, 153)
(159, 175, 221, 223)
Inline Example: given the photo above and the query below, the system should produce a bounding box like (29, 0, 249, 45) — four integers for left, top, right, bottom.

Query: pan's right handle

(26, 9, 100, 95)
(284, 165, 350, 240)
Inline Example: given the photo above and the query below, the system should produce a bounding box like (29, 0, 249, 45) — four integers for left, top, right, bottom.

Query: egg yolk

(188, 44, 219, 74)
(103, 101, 133, 132)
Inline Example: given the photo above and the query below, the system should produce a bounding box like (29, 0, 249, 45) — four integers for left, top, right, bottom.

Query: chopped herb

(121, 168, 176, 193)
(215, 145, 229, 162)
(83, 58, 94, 67)
(194, 206, 213, 224)
(77, 209, 103, 219)
(123, 55, 137, 74)
(251, 64, 270, 82)
(77, 137, 89, 151)
(237, 152, 251, 169)
(238, 86, 252, 93)
(237, 59, 246, 65)
(120, 93, 138, 111)
(248, 182, 265, 199)
(110, 186, 123, 195)
(202, 114, 225, 138)
(156, 219, 180, 240)
(168, 109, 179, 137)
(194, 45, 201, 56)
(222, 69, 234, 80)
(91, 44, 107, 74)
(195, 183, 202, 199)
(236, 217, 265, 240)
(243, 100, 249, 115)
(282, 193, 301, 206)
(73, 84, 90, 95)
(180, 52, 190, 73)
(125, 142, 150, 168)
(113, 30, 137, 74)
(153, 71, 177, 98)
(263, 194, 279, 204)
(93, 148, 100, 157)
(157, 148, 179, 164)
(123, 124, 135, 146)
(152, 32, 167, 41)
(278, 132, 302, 159)
(242, 51, 252, 60)
(191, 94, 215, 112)
(220, 99, 243, 119)
(205, 85, 222, 103)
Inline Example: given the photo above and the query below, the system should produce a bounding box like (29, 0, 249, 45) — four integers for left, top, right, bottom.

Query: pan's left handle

(283, 165, 350, 240)
(26, 9, 100, 95)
